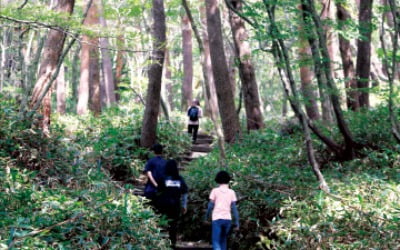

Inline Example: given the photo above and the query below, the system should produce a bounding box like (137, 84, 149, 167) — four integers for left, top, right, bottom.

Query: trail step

(194, 138, 213, 144)
(191, 144, 212, 153)
(175, 241, 212, 250)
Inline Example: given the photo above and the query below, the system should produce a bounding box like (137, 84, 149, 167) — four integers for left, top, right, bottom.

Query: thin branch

(17, 0, 29, 10)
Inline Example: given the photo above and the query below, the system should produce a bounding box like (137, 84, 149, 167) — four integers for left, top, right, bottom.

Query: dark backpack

(188, 106, 199, 121)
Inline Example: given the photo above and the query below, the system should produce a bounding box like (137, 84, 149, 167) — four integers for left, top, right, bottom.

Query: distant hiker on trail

(156, 159, 188, 247)
(204, 171, 239, 250)
(143, 143, 166, 205)
(187, 99, 203, 143)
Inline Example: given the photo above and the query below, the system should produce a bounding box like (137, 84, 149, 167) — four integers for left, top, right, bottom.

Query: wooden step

(194, 138, 213, 145)
(191, 144, 212, 153)
(175, 241, 212, 250)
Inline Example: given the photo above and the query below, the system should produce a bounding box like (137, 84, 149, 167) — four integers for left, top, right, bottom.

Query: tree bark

(114, 34, 125, 102)
(56, 65, 66, 114)
(298, 4, 321, 121)
(99, 1, 116, 107)
(336, 2, 359, 111)
(228, 0, 264, 130)
(29, 0, 75, 133)
(181, 12, 193, 111)
(77, 0, 101, 115)
(140, 0, 166, 148)
(356, 0, 374, 109)
(164, 48, 174, 110)
(205, 0, 241, 143)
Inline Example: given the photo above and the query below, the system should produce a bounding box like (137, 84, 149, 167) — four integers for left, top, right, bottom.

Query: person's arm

(231, 202, 240, 229)
(146, 171, 158, 187)
(204, 200, 214, 221)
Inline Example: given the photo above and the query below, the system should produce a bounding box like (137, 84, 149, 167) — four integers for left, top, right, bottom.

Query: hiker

(204, 171, 239, 250)
(187, 99, 203, 143)
(157, 159, 188, 247)
(143, 143, 167, 205)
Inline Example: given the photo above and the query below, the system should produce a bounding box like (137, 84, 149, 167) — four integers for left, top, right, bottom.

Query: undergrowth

(0, 98, 192, 249)
(183, 106, 400, 249)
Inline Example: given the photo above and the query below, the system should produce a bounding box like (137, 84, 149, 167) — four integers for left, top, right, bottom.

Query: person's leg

(167, 206, 180, 246)
(193, 124, 199, 142)
(220, 220, 231, 250)
(212, 220, 223, 250)
(188, 124, 193, 137)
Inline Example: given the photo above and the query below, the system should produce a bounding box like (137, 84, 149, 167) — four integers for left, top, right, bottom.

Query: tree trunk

(205, 0, 241, 143)
(336, 2, 359, 111)
(297, 4, 321, 121)
(140, 0, 166, 148)
(77, 0, 101, 115)
(29, 0, 75, 133)
(164, 48, 174, 110)
(228, 0, 264, 130)
(115, 34, 125, 101)
(299, 44, 321, 120)
(299, 3, 333, 124)
(99, 1, 116, 107)
(181, 12, 193, 111)
(356, 0, 374, 109)
(265, 4, 329, 191)
(200, 5, 220, 117)
(56, 65, 66, 114)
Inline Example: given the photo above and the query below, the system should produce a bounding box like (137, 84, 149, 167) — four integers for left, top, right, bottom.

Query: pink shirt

(209, 184, 237, 221)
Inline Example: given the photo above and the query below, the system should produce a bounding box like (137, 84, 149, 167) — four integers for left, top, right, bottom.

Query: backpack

(188, 106, 199, 121)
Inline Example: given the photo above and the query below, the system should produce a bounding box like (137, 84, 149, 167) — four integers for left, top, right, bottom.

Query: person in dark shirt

(143, 144, 167, 204)
(157, 159, 188, 247)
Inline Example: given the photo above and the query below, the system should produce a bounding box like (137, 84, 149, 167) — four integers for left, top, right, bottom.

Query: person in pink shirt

(205, 171, 240, 250)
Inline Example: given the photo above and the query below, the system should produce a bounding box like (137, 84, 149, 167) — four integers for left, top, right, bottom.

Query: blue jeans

(212, 219, 231, 250)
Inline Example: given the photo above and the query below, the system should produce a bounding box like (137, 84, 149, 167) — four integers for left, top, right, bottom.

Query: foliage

(0, 99, 194, 249)
(183, 107, 400, 249)
(53, 105, 191, 182)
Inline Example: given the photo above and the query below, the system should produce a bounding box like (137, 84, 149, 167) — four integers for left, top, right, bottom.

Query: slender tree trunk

(305, 0, 359, 159)
(99, 1, 116, 107)
(71, 45, 80, 104)
(336, 2, 359, 110)
(265, 4, 329, 191)
(164, 48, 174, 110)
(199, 5, 220, 117)
(29, 0, 75, 133)
(299, 3, 333, 124)
(205, 0, 241, 143)
(140, 0, 166, 147)
(356, 0, 374, 109)
(298, 4, 320, 121)
(77, 0, 101, 115)
(56, 65, 66, 114)
(228, 0, 264, 130)
(115, 34, 125, 101)
(181, 12, 193, 111)
(299, 44, 321, 120)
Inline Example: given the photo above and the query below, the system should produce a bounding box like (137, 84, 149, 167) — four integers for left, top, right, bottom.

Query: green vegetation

(183, 107, 400, 249)
(1, 94, 400, 249)
(0, 97, 191, 249)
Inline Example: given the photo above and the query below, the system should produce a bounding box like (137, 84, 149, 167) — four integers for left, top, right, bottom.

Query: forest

(0, 0, 400, 249)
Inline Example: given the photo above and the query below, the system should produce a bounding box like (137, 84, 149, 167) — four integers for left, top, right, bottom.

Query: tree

(29, 0, 75, 133)
(99, 0, 116, 107)
(56, 65, 66, 114)
(140, 0, 166, 148)
(181, 12, 193, 111)
(336, 2, 359, 110)
(356, 0, 374, 108)
(297, 4, 320, 121)
(77, 0, 101, 115)
(227, 0, 264, 130)
(205, 0, 241, 143)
